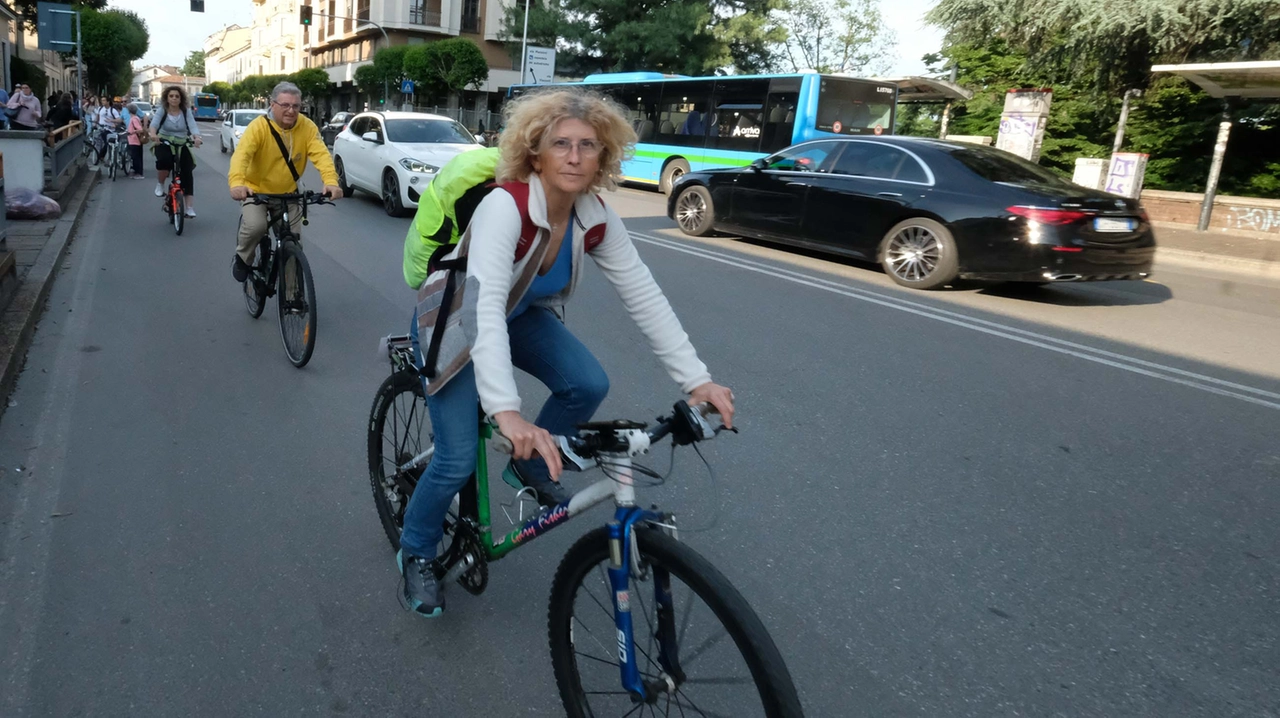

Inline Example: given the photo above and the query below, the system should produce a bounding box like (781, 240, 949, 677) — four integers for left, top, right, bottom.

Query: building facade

(131, 65, 180, 100)
(204, 25, 253, 85)
(140, 75, 207, 107)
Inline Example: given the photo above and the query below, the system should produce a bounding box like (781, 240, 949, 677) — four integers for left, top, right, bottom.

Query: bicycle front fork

(607, 507, 684, 703)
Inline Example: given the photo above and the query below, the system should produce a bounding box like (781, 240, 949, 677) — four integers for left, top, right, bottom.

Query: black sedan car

(667, 137, 1155, 290)
(321, 111, 355, 147)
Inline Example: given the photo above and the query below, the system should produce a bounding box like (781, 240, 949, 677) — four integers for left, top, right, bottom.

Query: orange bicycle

(157, 138, 191, 235)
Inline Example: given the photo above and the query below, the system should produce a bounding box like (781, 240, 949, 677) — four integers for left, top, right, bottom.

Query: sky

(115, 0, 943, 76)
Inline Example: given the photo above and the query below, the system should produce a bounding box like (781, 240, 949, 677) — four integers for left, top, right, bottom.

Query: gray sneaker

(398, 550, 444, 618)
(502, 460, 571, 507)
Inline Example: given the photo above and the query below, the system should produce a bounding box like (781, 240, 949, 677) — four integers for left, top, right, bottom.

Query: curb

(1155, 247, 1280, 279)
(0, 167, 100, 412)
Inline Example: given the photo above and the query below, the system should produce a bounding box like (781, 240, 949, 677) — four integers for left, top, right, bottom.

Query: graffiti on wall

(1225, 206, 1280, 234)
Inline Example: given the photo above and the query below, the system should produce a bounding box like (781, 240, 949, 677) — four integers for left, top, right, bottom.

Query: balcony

(409, 1, 442, 26)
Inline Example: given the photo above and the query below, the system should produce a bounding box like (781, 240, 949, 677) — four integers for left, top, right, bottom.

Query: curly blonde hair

(496, 88, 637, 192)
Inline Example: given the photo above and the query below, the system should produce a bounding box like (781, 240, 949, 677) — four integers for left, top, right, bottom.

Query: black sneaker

(232, 254, 250, 283)
(502, 460, 571, 507)
(397, 549, 444, 618)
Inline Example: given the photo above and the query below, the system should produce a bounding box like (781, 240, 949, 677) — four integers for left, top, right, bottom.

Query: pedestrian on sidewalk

(7, 84, 43, 131)
(125, 102, 146, 179)
(0, 85, 9, 130)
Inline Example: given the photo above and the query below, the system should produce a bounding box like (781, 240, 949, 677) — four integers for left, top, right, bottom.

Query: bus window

(615, 82, 661, 142)
(709, 78, 769, 153)
(760, 77, 801, 153)
(816, 78, 896, 135)
(656, 80, 713, 148)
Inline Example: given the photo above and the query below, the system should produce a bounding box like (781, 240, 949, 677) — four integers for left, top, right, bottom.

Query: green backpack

(402, 146, 502, 289)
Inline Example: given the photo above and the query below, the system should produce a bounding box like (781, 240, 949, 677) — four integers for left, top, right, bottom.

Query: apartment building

(131, 65, 180, 99)
(298, 0, 520, 119)
(204, 25, 254, 85)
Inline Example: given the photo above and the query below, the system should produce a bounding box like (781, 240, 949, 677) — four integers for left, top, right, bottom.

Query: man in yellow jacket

(228, 81, 342, 282)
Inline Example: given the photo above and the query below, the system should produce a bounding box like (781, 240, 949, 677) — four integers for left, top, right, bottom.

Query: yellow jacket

(228, 114, 339, 194)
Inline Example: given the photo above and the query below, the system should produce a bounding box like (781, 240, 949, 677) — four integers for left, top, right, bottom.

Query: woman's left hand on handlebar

(688, 382, 735, 429)
(493, 411, 563, 480)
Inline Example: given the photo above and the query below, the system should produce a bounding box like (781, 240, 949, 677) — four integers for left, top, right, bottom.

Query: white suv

(332, 111, 483, 216)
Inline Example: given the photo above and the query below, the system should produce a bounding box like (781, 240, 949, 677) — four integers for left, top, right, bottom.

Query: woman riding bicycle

(150, 85, 202, 218)
(397, 87, 735, 618)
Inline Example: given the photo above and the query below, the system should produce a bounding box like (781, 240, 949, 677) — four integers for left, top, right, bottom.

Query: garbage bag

(5, 187, 61, 220)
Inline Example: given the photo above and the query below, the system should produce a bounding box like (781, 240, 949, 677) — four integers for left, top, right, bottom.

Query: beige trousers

(236, 199, 304, 262)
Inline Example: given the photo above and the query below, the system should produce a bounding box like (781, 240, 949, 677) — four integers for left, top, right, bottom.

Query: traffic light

(300, 5, 312, 25)
(190, 0, 204, 11)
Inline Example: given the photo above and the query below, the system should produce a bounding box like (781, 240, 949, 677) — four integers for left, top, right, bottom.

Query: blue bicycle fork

(608, 507, 682, 702)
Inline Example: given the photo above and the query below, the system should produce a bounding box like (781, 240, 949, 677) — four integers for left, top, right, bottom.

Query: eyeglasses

(273, 100, 301, 112)
(545, 137, 602, 158)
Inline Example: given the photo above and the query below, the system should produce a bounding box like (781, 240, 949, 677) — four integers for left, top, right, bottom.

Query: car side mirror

(750, 158, 767, 172)
(362, 131, 380, 143)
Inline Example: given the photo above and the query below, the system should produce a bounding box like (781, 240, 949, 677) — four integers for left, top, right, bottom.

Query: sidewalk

(1154, 222, 1280, 278)
(0, 165, 97, 412)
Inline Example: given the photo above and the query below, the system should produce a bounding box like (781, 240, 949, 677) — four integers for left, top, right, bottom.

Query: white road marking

(632, 231, 1280, 412)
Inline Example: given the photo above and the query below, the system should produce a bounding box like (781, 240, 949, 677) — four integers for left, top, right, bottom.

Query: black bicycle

(241, 192, 332, 368)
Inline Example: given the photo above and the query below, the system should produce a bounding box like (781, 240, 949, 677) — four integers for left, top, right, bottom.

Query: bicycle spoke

(681, 676, 754, 686)
(670, 690, 731, 718)
(634, 578, 659, 676)
(676, 583, 696, 645)
(679, 628, 729, 668)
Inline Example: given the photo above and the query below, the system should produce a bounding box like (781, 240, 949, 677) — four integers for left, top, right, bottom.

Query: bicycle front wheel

(85, 142, 100, 167)
(108, 148, 117, 181)
(549, 527, 803, 718)
(172, 191, 185, 235)
(276, 242, 316, 367)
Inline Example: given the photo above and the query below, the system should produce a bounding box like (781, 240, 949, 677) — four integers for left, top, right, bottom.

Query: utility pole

(520, 0, 531, 84)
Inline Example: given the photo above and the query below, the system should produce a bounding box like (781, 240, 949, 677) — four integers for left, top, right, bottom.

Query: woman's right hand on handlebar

(230, 186, 252, 201)
(493, 411, 563, 480)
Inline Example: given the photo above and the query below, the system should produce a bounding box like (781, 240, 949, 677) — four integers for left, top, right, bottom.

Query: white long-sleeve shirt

(463, 175, 711, 415)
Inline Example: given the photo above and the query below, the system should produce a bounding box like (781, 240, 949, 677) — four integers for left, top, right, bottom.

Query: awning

(1150, 61, 1280, 99)
(871, 76, 973, 103)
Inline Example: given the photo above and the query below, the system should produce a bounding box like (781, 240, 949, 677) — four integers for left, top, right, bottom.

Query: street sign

(36, 2, 75, 51)
(523, 46, 556, 85)
(401, 79, 415, 95)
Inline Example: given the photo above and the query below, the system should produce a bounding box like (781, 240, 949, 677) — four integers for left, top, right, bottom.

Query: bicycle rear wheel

(549, 527, 803, 718)
(172, 190, 185, 235)
(84, 142, 100, 167)
(276, 242, 316, 367)
(243, 237, 269, 319)
(368, 370, 429, 550)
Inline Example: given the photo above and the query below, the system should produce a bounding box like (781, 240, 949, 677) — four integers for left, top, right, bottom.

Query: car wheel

(659, 159, 691, 195)
(383, 169, 407, 217)
(674, 185, 715, 237)
(220, 136, 227, 153)
(879, 218, 960, 290)
(335, 156, 355, 197)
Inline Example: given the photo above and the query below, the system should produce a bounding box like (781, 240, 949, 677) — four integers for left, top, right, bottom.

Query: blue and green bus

(193, 92, 221, 121)
(510, 72, 898, 193)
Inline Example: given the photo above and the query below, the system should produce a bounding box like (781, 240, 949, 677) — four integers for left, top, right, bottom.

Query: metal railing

(44, 121, 85, 187)
(409, 3, 442, 25)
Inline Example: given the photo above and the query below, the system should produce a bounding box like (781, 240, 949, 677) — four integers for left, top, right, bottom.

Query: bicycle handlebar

(491, 401, 726, 471)
(246, 191, 335, 207)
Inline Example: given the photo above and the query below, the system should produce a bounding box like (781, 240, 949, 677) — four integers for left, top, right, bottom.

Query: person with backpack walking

(396, 87, 735, 618)
(149, 86, 202, 217)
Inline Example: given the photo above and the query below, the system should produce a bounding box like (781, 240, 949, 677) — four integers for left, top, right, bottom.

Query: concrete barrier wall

(1141, 190, 1280, 235)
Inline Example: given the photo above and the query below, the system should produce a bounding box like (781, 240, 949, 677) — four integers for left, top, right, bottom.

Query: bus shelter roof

(1150, 61, 1280, 99)
(873, 76, 973, 103)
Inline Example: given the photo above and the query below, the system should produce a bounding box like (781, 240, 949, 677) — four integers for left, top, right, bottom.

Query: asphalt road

(2, 139, 1279, 716)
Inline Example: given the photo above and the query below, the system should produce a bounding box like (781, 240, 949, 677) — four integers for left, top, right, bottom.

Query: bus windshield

(195, 95, 219, 108)
(816, 78, 895, 135)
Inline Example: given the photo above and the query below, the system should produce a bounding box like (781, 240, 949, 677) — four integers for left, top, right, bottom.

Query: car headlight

(233, 129, 243, 138)
(399, 158, 439, 174)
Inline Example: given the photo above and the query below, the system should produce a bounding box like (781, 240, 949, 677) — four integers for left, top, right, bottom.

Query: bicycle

(157, 138, 192, 236)
(97, 130, 128, 181)
(241, 192, 331, 368)
(368, 336, 803, 717)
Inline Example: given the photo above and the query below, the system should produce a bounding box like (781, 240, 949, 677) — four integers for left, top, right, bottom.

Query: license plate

(1093, 217, 1136, 233)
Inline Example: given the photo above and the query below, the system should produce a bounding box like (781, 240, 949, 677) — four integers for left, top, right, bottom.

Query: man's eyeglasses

(545, 137, 602, 158)
(273, 100, 301, 112)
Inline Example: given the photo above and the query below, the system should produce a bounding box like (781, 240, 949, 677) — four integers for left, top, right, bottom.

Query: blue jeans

(399, 306, 609, 559)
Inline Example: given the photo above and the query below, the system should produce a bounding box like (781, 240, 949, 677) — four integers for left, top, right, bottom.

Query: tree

(202, 81, 234, 105)
(231, 74, 288, 105)
(79, 8, 149, 96)
(289, 68, 332, 102)
(15, 0, 106, 31)
(354, 64, 383, 98)
(500, 0, 783, 77)
(403, 39, 488, 99)
(770, 0, 895, 74)
(927, 0, 1280, 95)
(181, 50, 207, 77)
